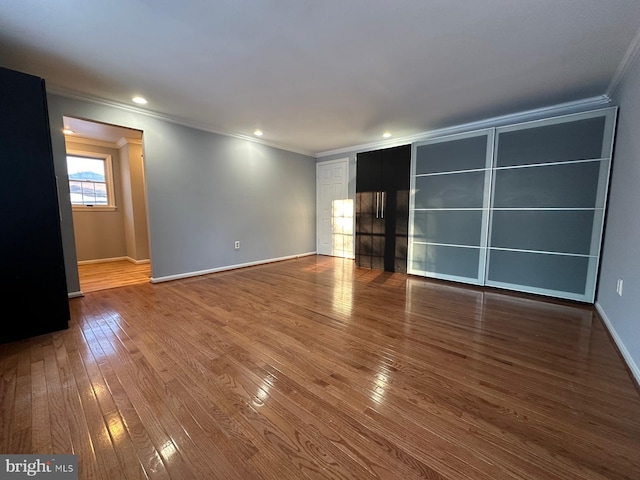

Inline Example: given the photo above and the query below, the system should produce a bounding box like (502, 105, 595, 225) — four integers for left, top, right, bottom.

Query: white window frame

(66, 149, 116, 211)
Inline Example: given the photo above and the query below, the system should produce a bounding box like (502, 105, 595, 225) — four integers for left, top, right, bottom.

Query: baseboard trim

(595, 302, 640, 388)
(68, 291, 84, 298)
(150, 252, 317, 284)
(126, 257, 151, 265)
(77, 256, 150, 265)
(78, 256, 128, 265)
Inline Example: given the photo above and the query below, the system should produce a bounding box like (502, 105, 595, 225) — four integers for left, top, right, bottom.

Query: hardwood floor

(1, 255, 639, 479)
(78, 260, 151, 293)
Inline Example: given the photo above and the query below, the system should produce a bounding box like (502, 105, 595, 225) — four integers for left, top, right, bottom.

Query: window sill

(72, 205, 117, 212)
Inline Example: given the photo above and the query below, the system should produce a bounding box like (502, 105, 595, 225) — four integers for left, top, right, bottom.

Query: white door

(317, 158, 351, 257)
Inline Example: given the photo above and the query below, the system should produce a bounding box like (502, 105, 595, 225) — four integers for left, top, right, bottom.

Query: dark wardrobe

(355, 144, 411, 273)
(0, 66, 70, 343)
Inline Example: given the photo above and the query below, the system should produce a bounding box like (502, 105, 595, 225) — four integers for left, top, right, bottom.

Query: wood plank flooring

(1, 255, 639, 479)
(78, 260, 151, 293)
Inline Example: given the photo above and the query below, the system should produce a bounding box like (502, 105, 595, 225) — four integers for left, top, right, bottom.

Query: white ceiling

(1, 0, 640, 156)
(63, 116, 142, 144)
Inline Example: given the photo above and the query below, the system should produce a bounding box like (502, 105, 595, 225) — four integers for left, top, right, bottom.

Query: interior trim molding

(595, 302, 640, 387)
(316, 157, 350, 166)
(116, 137, 143, 148)
(46, 84, 315, 157)
(65, 135, 118, 149)
(77, 256, 128, 265)
(606, 25, 640, 98)
(68, 291, 84, 298)
(77, 256, 149, 265)
(315, 95, 612, 158)
(149, 252, 317, 284)
(126, 257, 150, 265)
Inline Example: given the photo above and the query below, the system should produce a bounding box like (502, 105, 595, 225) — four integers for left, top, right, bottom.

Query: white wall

(47, 94, 317, 294)
(596, 51, 640, 384)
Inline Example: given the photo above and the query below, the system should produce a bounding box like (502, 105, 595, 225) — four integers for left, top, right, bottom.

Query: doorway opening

(62, 116, 151, 293)
(316, 158, 353, 258)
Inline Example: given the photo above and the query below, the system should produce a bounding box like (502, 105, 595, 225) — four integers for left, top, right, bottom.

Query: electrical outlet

(616, 278, 624, 296)
(234, 241, 240, 250)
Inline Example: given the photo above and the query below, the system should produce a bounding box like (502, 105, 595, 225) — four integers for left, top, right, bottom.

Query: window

(66, 151, 115, 209)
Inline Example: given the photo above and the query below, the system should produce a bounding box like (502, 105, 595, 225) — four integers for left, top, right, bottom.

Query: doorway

(316, 158, 353, 258)
(62, 116, 151, 292)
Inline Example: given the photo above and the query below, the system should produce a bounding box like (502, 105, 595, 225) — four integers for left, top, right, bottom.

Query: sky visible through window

(67, 156, 105, 180)
(67, 155, 108, 205)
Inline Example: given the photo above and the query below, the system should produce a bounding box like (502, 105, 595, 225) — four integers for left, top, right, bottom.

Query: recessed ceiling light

(254, 129, 263, 137)
(132, 96, 148, 105)
(63, 128, 74, 135)
(382, 132, 392, 138)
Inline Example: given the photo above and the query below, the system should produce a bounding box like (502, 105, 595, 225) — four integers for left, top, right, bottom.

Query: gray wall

(47, 94, 317, 293)
(65, 140, 127, 262)
(597, 52, 640, 382)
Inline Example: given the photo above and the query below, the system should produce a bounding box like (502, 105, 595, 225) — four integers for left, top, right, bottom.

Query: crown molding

(315, 95, 612, 158)
(606, 25, 640, 99)
(48, 84, 613, 160)
(64, 135, 118, 149)
(116, 136, 143, 148)
(46, 84, 315, 157)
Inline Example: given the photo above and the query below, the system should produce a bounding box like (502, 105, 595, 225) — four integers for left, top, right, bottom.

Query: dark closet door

(355, 144, 410, 273)
(0, 66, 70, 343)
(355, 150, 385, 269)
(382, 145, 411, 273)
(356, 149, 383, 192)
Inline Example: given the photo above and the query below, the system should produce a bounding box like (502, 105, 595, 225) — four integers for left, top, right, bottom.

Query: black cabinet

(355, 144, 411, 273)
(0, 66, 70, 343)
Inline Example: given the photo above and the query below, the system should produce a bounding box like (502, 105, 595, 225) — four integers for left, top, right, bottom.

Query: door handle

(381, 191, 385, 219)
(375, 192, 380, 218)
